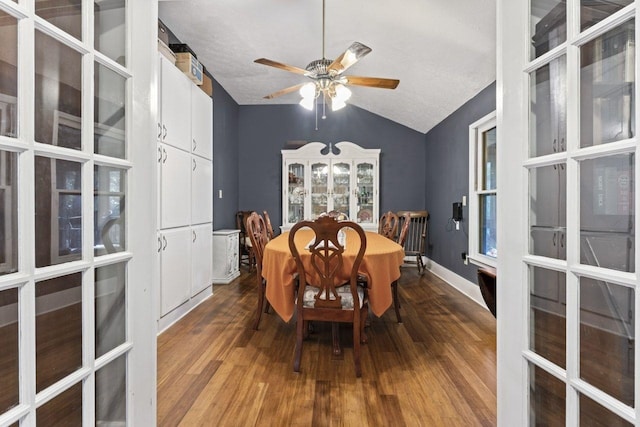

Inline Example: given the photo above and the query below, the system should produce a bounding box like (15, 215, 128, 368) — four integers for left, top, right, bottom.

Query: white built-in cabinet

(281, 141, 380, 231)
(157, 54, 214, 330)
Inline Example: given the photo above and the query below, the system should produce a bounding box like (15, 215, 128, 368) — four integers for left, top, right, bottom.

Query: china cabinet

(281, 141, 380, 231)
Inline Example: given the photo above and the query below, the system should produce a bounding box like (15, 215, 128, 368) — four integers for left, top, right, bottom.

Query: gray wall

(212, 79, 240, 230)
(424, 81, 496, 283)
(237, 104, 426, 231)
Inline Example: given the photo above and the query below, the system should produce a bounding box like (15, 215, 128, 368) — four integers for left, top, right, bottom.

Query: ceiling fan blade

(327, 42, 372, 74)
(263, 83, 306, 99)
(254, 58, 308, 75)
(345, 76, 400, 89)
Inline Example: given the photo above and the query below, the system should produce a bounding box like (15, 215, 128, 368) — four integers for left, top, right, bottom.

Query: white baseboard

(157, 286, 213, 335)
(424, 257, 488, 311)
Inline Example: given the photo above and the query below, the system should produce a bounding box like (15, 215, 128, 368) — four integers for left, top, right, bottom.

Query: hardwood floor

(157, 267, 497, 426)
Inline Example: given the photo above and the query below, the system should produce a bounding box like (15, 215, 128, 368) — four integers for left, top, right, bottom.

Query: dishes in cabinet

(357, 208, 372, 222)
(289, 186, 305, 204)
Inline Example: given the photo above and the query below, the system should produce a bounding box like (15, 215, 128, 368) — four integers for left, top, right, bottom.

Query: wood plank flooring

(157, 267, 497, 426)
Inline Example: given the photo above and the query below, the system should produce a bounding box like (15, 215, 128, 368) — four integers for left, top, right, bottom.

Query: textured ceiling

(158, 0, 496, 134)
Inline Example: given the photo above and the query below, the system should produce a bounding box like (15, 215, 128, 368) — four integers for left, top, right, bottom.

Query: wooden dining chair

(246, 211, 270, 330)
(236, 210, 255, 271)
(289, 215, 368, 377)
(378, 211, 399, 240)
(389, 212, 412, 323)
(263, 210, 275, 240)
(396, 210, 429, 274)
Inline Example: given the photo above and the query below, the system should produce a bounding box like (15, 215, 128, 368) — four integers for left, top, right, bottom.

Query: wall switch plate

(462, 195, 467, 206)
(218, 190, 223, 199)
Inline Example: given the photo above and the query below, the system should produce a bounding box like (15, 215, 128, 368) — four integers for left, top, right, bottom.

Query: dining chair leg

(353, 320, 362, 378)
(416, 253, 425, 275)
(253, 279, 266, 330)
(360, 307, 368, 344)
(332, 322, 342, 356)
(294, 316, 304, 373)
(392, 280, 402, 323)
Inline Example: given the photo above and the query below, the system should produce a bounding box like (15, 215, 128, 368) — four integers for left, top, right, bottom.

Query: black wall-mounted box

(453, 202, 463, 221)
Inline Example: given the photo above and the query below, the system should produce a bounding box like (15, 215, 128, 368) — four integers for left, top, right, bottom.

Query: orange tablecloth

(262, 228, 405, 322)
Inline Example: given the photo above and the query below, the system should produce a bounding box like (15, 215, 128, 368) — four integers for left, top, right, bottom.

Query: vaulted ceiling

(158, 0, 496, 134)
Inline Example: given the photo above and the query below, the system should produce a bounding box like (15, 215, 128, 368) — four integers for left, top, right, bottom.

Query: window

(469, 111, 497, 267)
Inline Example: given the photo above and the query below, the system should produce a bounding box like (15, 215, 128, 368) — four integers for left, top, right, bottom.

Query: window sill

(468, 254, 497, 270)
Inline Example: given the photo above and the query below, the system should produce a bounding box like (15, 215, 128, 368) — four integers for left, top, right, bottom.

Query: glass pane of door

(94, 166, 126, 256)
(530, 266, 566, 368)
(95, 62, 126, 158)
(580, 278, 634, 406)
(0, 10, 17, 138)
(35, 31, 82, 149)
(95, 263, 126, 357)
(531, 0, 566, 59)
(287, 162, 305, 223)
(36, 273, 83, 392)
(0, 151, 18, 275)
(36, 0, 82, 40)
(331, 162, 350, 218)
(311, 162, 328, 219)
(0, 287, 18, 414)
(95, 0, 126, 65)
(580, 154, 634, 272)
(529, 363, 566, 426)
(579, 394, 633, 426)
(530, 164, 566, 259)
(580, 20, 635, 148)
(581, 0, 633, 31)
(356, 162, 374, 224)
(530, 56, 567, 157)
(36, 382, 83, 425)
(96, 354, 126, 424)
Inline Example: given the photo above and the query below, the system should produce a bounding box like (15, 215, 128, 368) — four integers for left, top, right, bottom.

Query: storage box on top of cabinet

(175, 52, 203, 85)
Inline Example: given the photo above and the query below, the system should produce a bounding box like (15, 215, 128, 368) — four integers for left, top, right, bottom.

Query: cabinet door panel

(160, 143, 191, 229)
(160, 56, 191, 152)
(191, 156, 212, 225)
(191, 224, 212, 296)
(191, 85, 212, 159)
(160, 228, 191, 316)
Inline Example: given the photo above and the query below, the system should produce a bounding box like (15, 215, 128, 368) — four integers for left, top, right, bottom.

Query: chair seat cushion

(242, 236, 253, 247)
(300, 285, 364, 309)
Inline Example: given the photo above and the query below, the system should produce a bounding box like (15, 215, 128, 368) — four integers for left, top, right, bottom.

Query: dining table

(262, 227, 406, 323)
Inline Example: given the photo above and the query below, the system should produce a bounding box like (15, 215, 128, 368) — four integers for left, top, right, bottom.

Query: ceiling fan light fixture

(299, 82, 317, 99)
(299, 96, 315, 111)
(334, 83, 351, 102)
(331, 97, 347, 111)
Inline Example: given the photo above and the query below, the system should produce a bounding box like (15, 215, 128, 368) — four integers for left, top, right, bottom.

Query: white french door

(0, 0, 156, 425)
(499, 0, 640, 425)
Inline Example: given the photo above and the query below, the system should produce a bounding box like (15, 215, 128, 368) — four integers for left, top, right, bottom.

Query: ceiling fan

(254, 0, 399, 112)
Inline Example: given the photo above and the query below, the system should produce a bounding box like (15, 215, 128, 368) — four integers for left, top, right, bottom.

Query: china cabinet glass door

(331, 162, 351, 217)
(311, 162, 328, 219)
(287, 162, 306, 223)
(356, 162, 375, 224)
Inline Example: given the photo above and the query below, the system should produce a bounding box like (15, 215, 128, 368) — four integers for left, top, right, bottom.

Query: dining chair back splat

(236, 210, 256, 271)
(288, 215, 368, 377)
(396, 210, 429, 274)
(378, 211, 399, 240)
(263, 210, 275, 240)
(389, 212, 412, 323)
(246, 212, 270, 330)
